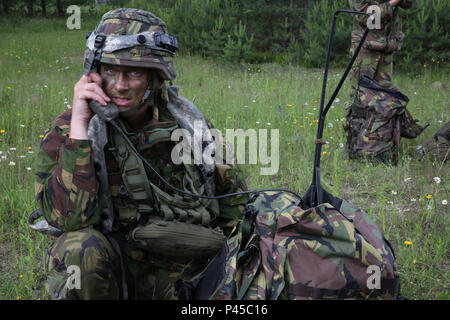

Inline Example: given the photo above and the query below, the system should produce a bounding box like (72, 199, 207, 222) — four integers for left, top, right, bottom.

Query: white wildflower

(411, 198, 416, 202)
(328, 123, 333, 128)
(9, 161, 16, 166)
(391, 190, 397, 195)
(442, 200, 447, 205)
(433, 177, 441, 184)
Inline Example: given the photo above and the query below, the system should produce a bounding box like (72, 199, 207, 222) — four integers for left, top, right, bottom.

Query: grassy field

(0, 17, 448, 300)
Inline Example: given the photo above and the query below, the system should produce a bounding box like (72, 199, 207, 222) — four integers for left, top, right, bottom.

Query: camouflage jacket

(35, 103, 249, 236)
(349, 0, 414, 52)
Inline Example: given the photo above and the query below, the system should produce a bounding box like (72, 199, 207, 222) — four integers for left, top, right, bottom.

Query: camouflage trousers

(349, 46, 397, 94)
(45, 227, 180, 300)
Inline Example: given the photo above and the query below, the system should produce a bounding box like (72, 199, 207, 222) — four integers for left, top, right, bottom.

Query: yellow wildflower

(426, 194, 432, 199)
(404, 241, 412, 246)
(286, 104, 293, 107)
(0, 129, 5, 133)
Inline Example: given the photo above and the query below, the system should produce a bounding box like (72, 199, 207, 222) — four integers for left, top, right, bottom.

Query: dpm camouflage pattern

(35, 85, 249, 299)
(344, 76, 426, 164)
(348, 0, 414, 97)
(349, 0, 414, 53)
(87, 8, 176, 80)
(180, 191, 399, 300)
(45, 226, 185, 299)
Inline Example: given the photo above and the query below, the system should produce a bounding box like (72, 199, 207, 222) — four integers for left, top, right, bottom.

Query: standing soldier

(345, 0, 426, 164)
(348, 0, 414, 91)
(33, 8, 249, 299)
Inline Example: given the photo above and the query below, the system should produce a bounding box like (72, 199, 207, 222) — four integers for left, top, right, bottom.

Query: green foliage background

(4, 0, 449, 72)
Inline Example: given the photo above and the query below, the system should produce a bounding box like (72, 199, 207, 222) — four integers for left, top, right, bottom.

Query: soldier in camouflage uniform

(348, 0, 414, 91)
(34, 8, 248, 300)
(345, 0, 427, 163)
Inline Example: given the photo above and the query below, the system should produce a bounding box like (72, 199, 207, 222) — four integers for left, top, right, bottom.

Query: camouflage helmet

(84, 8, 177, 80)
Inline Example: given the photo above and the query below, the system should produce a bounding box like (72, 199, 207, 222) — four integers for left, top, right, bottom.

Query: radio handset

(84, 34, 119, 122)
(88, 99, 119, 123)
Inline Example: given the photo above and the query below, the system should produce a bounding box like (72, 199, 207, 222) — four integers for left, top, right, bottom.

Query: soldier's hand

(70, 72, 111, 139)
(389, 0, 402, 6)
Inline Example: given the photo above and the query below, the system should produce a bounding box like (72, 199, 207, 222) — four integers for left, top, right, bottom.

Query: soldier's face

(100, 64, 150, 111)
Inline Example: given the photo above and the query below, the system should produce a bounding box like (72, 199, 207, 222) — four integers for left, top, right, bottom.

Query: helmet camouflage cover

(85, 8, 177, 80)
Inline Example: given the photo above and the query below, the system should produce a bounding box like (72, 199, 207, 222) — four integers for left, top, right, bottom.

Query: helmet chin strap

(118, 71, 161, 119)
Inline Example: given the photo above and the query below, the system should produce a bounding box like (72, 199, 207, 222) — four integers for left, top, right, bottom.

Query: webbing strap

(110, 120, 214, 226)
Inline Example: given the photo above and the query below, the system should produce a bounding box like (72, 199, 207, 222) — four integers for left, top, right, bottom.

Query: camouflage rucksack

(344, 76, 427, 165)
(177, 191, 400, 300)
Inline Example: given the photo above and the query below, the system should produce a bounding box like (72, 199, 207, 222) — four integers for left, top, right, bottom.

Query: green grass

(0, 18, 448, 300)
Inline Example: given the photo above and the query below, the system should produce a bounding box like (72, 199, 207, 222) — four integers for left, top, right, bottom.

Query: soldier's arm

(213, 162, 249, 236)
(349, 0, 395, 26)
(35, 109, 102, 232)
(204, 119, 249, 235)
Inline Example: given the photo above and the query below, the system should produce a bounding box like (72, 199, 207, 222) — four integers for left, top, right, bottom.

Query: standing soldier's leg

(346, 48, 382, 157)
(45, 227, 122, 299)
(349, 47, 382, 96)
(375, 52, 397, 89)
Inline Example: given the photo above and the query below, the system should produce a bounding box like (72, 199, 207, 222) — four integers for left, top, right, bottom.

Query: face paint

(100, 64, 150, 110)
